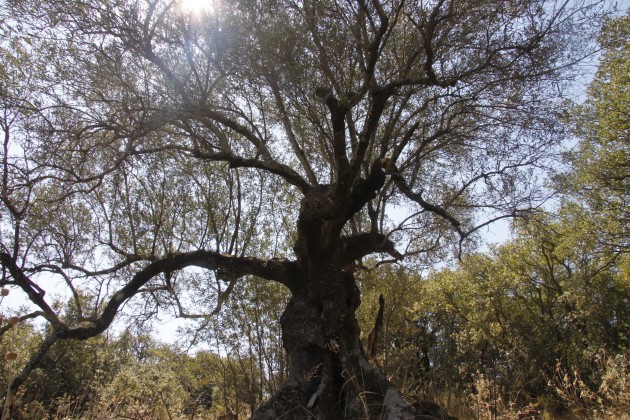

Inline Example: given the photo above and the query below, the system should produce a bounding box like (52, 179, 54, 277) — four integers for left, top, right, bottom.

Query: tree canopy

(0, 0, 613, 417)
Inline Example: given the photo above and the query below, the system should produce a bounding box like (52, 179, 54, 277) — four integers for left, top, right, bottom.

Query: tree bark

(252, 265, 417, 419)
(252, 184, 419, 419)
(248, 165, 459, 418)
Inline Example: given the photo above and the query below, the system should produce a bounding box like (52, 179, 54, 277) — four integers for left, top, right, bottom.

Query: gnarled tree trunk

(253, 183, 419, 419)
(253, 267, 414, 419)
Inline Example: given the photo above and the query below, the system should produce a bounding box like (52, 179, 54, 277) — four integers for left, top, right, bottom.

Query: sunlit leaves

(562, 11, 629, 256)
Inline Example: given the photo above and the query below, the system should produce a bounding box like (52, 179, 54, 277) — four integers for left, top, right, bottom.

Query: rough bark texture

(252, 181, 429, 419)
(252, 276, 416, 419)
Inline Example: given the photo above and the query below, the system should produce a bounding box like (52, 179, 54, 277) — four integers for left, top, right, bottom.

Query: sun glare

(180, 0, 214, 13)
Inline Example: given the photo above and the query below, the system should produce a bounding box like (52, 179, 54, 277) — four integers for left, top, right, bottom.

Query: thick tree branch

(1, 250, 298, 343)
(350, 86, 394, 178)
(357, 0, 390, 85)
(60, 251, 298, 339)
(190, 148, 311, 194)
(190, 106, 275, 161)
(9, 332, 59, 394)
(0, 311, 45, 337)
(0, 252, 67, 331)
(390, 172, 464, 236)
(341, 232, 403, 265)
(347, 160, 387, 219)
(315, 87, 351, 185)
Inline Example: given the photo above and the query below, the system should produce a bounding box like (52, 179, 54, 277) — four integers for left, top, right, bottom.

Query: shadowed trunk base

(252, 379, 419, 419)
(252, 374, 454, 419)
(250, 292, 455, 419)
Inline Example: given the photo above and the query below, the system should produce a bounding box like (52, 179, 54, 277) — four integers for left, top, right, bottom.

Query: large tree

(0, 0, 609, 417)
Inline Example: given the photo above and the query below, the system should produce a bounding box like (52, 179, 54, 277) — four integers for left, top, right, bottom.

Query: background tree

(560, 10, 629, 257)
(0, 0, 610, 417)
(180, 276, 289, 416)
(349, 212, 629, 418)
(405, 213, 629, 417)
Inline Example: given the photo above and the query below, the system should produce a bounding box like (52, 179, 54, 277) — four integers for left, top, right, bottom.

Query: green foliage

(27, 337, 104, 408)
(562, 10, 630, 255)
(550, 351, 630, 418)
(468, 222, 622, 407)
(3, 240, 625, 419)
(0, 322, 41, 397)
(1, 277, 289, 418)
(356, 266, 428, 391)
(81, 345, 267, 419)
(358, 209, 628, 416)
(188, 276, 290, 413)
(3, 328, 269, 418)
(94, 359, 189, 419)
